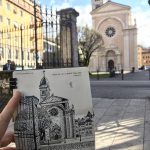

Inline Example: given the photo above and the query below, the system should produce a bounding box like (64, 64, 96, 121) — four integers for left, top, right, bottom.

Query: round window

(105, 27, 116, 37)
(49, 108, 58, 116)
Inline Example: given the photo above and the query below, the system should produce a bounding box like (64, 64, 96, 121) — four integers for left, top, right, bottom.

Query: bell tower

(91, 0, 104, 10)
(39, 71, 50, 103)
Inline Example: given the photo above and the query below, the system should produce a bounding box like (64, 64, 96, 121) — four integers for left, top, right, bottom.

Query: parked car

(144, 66, 150, 70)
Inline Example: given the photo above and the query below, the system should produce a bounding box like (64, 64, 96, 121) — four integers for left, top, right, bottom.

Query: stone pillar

(116, 54, 121, 71)
(101, 55, 106, 71)
(57, 8, 79, 67)
(133, 28, 138, 70)
(123, 30, 130, 71)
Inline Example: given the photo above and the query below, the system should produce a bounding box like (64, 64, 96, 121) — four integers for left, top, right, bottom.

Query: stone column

(133, 28, 138, 70)
(123, 29, 130, 71)
(57, 8, 79, 67)
(116, 54, 121, 71)
(101, 55, 106, 71)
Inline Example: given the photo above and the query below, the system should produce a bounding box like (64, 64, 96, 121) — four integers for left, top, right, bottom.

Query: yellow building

(0, 0, 43, 70)
(138, 45, 150, 69)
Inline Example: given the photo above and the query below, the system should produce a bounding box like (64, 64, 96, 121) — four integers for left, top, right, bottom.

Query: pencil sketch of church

(14, 71, 95, 150)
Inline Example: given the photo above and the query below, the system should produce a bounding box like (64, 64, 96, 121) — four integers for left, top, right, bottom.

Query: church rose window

(105, 27, 116, 37)
(49, 108, 58, 116)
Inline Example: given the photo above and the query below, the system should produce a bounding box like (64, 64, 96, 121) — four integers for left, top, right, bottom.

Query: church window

(49, 108, 58, 116)
(105, 27, 116, 37)
(41, 91, 46, 95)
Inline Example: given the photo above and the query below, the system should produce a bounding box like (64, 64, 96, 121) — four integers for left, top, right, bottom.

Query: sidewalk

(93, 98, 150, 150)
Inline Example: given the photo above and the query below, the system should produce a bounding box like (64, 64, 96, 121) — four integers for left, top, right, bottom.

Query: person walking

(11, 61, 16, 70)
(3, 60, 15, 71)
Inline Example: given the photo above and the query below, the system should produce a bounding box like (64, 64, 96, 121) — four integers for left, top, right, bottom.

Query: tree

(78, 26, 103, 66)
(149, 0, 150, 5)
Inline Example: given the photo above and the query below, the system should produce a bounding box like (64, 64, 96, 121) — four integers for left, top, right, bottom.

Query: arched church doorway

(108, 60, 114, 71)
(106, 50, 115, 71)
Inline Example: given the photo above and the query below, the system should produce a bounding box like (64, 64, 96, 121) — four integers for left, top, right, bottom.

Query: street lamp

(34, 0, 38, 69)
(20, 24, 24, 70)
(97, 55, 100, 80)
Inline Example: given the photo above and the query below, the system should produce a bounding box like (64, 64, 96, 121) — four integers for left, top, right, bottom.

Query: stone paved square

(94, 98, 149, 150)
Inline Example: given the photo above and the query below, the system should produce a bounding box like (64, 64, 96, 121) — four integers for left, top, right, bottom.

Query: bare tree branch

(78, 26, 103, 66)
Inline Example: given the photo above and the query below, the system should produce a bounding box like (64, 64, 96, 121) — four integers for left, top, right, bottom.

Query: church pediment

(91, 1, 130, 15)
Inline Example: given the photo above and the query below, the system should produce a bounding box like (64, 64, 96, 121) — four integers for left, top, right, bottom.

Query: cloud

(132, 7, 150, 47)
(75, 5, 92, 27)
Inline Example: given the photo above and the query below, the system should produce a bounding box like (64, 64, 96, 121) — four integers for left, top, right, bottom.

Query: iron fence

(0, 8, 76, 71)
(0, 7, 79, 112)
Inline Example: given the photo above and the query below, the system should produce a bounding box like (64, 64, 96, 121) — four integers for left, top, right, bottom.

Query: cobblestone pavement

(91, 70, 150, 81)
(91, 80, 150, 99)
(93, 98, 150, 150)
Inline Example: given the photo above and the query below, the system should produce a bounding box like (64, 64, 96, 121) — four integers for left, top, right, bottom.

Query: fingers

(0, 147, 16, 150)
(0, 132, 14, 147)
(0, 91, 21, 141)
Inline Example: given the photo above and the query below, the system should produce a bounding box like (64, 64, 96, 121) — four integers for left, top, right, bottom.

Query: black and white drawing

(13, 68, 95, 150)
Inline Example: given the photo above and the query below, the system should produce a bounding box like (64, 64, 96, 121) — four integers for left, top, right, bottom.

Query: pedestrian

(3, 60, 13, 71)
(37, 63, 43, 69)
(11, 61, 16, 70)
(0, 91, 21, 149)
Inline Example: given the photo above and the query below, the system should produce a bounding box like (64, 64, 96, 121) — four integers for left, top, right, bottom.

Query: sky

(39, 0, 150, 48)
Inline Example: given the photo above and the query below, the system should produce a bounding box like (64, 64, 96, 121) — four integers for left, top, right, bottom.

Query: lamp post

(97, 55, 100, 80)
(20, 24, 24, 70)
(121, 69, 124, 80)
(34, 0, 38, 69)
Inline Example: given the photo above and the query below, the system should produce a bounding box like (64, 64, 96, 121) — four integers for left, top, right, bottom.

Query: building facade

(138, 45, 150, 68)
(0, 0, 43, 70)
(89, 0, 138, 72)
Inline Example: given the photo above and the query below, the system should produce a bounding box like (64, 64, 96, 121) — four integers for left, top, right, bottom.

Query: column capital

(57, 8, 79, 17)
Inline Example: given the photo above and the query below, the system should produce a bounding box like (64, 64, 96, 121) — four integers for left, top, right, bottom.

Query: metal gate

(0, 7, 79, 70)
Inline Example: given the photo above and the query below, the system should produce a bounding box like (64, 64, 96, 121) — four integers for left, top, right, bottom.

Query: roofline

(91, 1, 131, 14)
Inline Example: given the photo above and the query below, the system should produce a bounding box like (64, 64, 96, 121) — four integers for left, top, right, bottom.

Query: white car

(144, 66, 150, 70)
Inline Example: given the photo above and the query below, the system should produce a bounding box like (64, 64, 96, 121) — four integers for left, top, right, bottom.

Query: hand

(0, 91, 21, 150)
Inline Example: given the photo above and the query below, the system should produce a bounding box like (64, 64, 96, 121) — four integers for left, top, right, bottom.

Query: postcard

(13, 67, 95, 150)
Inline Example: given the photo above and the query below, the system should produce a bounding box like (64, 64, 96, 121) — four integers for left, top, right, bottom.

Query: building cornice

(7, 0, 42, 20)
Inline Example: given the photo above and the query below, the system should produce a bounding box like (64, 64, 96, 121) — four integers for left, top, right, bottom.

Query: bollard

(121, 69, 124, 80)
(132, 67, 135, 73)
(97, 69, 99, 80)
(149, 68, 150, 80)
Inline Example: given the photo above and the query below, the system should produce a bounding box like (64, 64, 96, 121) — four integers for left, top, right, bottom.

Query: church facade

(89, 0, 138, 72)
